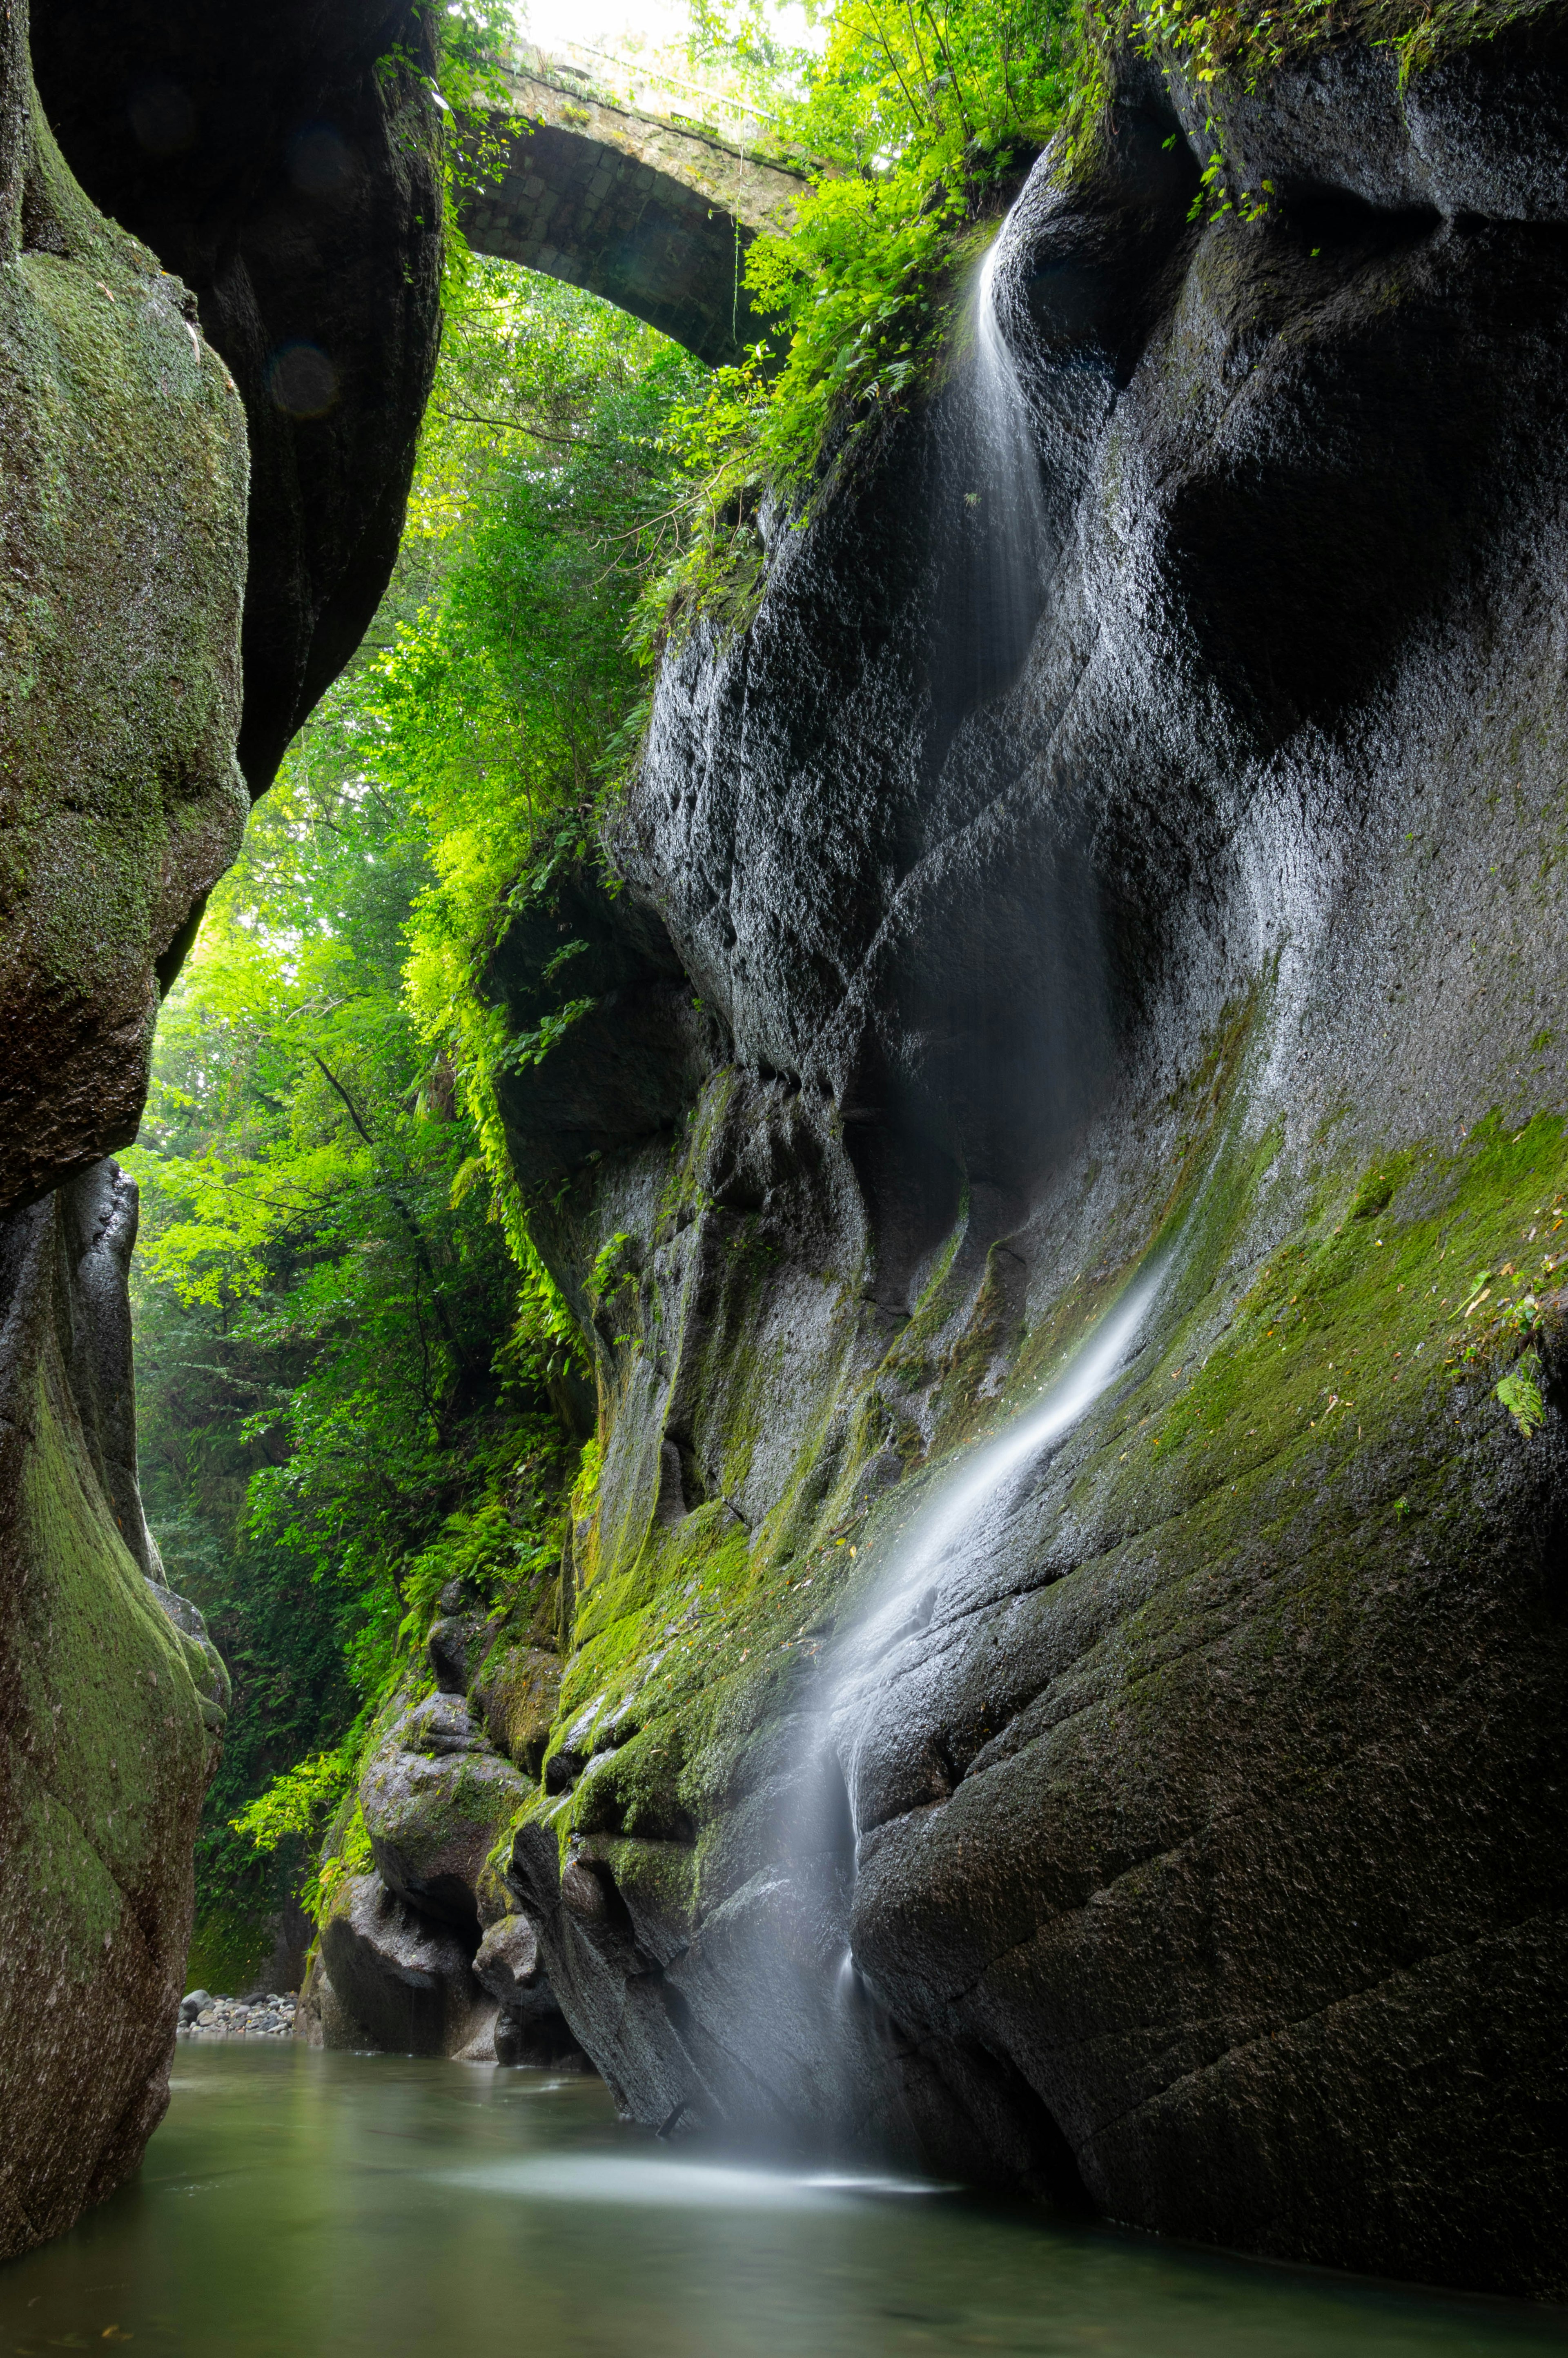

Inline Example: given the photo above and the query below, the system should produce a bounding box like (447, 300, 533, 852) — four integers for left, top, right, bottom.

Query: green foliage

(626, 0, 1078, 646)
(304, 1799, 378, 1926)
(1497, 1352, 1546, 1438)
(231, 1749, 356, 1854)
(129, 255, 704, 1949)
(740, 0, 1074, 458)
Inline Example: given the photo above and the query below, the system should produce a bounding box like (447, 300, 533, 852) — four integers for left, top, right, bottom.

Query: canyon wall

(319, 28, 1568, 2300)
(0, 0, 441, 2254)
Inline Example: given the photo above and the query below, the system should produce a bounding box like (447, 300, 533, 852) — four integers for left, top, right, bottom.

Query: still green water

(1, 2044, 1561, 2357)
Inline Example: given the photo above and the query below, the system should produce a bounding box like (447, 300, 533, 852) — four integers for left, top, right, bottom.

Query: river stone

(488, 32, 1568, 2302)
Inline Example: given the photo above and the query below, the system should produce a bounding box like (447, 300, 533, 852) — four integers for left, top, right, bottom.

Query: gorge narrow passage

(7, 0, 1565, 2308)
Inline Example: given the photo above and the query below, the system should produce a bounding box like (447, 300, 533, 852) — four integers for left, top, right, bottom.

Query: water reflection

(0, 2046, 1559, 2358)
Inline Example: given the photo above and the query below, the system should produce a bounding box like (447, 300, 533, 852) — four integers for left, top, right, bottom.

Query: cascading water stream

(842, 1248, 1174, 1685)
(959, 208, 1049, 697)
(823, 198, 1185, 2014)
(824, 1237, 1183, 2032)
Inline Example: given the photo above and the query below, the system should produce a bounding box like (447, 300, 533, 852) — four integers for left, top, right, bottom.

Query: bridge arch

(459, 46, 811, 365)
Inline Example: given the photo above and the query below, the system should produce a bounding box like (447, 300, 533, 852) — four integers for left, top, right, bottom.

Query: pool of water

(1, 2044, 1560, 2357)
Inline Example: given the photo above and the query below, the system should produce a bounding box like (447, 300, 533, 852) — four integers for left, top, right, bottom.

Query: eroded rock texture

(31, 0, 444, 799)
(298, 1585, 585, 2070)
(481, 34, 1568, 2301)
(0, 0, 440, 2259)
(0, 20, 248, 1215)
(0, 1162, 229, 2255)
(0, 9, 241, 2245)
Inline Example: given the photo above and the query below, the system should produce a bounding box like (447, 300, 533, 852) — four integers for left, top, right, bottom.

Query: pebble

(177, 1988, 298, 2038)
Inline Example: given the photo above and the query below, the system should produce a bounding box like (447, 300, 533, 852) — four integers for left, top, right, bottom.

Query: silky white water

(841, 1246, 1173, 1685)
(832, 207, 1165, 1695)
(964, 219, 1049, 676)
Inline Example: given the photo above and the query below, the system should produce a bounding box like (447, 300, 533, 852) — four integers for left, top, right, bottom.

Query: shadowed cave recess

(0, 0, 1566, 2310)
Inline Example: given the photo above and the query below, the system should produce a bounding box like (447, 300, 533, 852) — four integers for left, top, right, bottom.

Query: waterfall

(949, 208, 1050, 706)
(811, 196, 1178, 2031)
(840, 1252, 1173, 1696)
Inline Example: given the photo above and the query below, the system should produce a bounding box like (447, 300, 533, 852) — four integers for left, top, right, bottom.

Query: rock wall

(0, 12, 243, 2250)
(477, 31, 1568, 2302)
(0, 20, 249, 1215)
(0, 1162, 229, 2254)
(0, 0, 443, 2258)
(31, 0, 445, 799)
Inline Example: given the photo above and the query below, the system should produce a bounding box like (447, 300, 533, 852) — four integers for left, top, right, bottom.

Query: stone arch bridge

(460, 44, 813, 365)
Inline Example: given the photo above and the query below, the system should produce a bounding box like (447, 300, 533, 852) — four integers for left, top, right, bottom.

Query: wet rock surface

(0, 0, 436, 2263)
(485, 32, 1568, 2303)
(301, 1590, 587, 2073)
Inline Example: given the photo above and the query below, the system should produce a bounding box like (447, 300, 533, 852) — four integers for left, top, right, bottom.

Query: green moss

(1107, 0, 1560, 100)
(11, 1347, 212, 1985)
(0, 75, 247, 1200)
(187, 1906, 273, 1995)
(1089, 1111, 1568, 1565)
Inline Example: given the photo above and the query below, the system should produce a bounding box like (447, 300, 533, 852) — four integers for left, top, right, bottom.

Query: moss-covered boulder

(360, 1693, 531, 1929)
(483, 28, 1568, 2301)
(300, 1602, 583, 2065)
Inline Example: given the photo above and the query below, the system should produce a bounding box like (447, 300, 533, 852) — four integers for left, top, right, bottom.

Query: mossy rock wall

(0, 25, 249, 1215)
(0, 1165, 228, 2257)
(482, 29, 1568, 2302)
(0, 0, 250, 2259)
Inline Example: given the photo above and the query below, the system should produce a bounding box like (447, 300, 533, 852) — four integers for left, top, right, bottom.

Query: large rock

(301, 1608, 579, 2064)
(0, 10, 248, 1216)
(0, 0, 442, 2267)
(309, 1872, 491, 2058)
(0, 0, 245, 2262)
(30, 0, 444, 798)
(360, 1692, 530, 1928)
(487, 34, 1568, 2301)
(0, 1162, 228, 2256)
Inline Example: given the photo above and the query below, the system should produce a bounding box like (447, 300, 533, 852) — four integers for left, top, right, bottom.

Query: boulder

(475, 1911, 584, 2068)
(359, 1693, 530, 1930)
(470, 1641, 561, 1777)
(308, 1872, 492, 2058)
